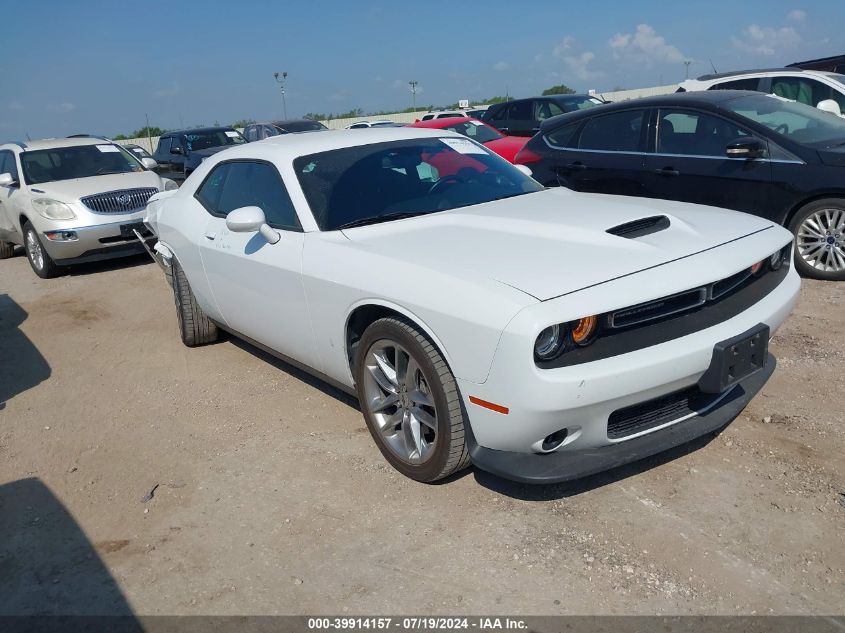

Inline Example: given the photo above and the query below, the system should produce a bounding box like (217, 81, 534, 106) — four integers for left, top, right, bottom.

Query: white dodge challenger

(144, 128, 799, 484)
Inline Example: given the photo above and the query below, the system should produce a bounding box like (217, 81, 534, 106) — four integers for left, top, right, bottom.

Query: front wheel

(23, 222, 62, 278)
(355, 317, 470, 482)
(171, 259, 218, 346)
(789, 199, 845, 281)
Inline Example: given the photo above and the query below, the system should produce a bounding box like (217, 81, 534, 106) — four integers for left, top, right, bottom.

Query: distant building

(788, 54, 845, 74)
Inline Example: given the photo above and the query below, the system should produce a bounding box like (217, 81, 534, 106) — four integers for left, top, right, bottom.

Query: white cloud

(732, 24, 801, 55)
(153, 83, 179, 97)
(563, 51, 604, 80)
(609, 24, 685, 65)
(47, 102, 76, 112)
(493, 61, 510, 71)
(552, 36, 576, 58)
(786, 9, 806, 22)
(8, 101, 23, 111)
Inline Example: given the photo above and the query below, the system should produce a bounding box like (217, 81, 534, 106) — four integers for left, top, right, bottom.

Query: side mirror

(817, 99, 843, 117)
(170, 146, 183, 155)
(514, 164, 533, 177)
(0, 172, 15, 187)
(225, 206, 280, 244)
(726, 137, 765, 159)
(141, 157, 158, 169)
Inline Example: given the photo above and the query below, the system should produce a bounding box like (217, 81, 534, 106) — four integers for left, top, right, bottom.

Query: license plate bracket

(698, 323, 769, 394)
(120, 222, 148, 239)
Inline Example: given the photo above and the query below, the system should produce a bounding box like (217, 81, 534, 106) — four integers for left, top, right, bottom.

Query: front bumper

(37, 217, 154, 265)
(468, 353, 775, 484)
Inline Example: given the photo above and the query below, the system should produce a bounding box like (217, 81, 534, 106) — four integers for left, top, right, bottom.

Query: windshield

(21, 144, 144, 184)
(724, 93, 845, 147)
(565, 96, 604, 111)
(442, 120, 502, 143)
(279, 120, 328, 132)
(183, 130, 245, 151)
(295, 138, 543, 231)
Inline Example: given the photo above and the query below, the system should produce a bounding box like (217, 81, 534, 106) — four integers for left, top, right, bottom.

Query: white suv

(0, 136, 177, 278)
(679, 68, 845, 117)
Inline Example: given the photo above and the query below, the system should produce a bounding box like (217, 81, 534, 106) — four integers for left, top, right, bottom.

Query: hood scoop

(606, 215, 670, 239)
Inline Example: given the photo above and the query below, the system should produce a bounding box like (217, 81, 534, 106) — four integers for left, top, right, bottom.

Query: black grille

(607, 386, 723, 440)
(81, 188, 158, 214)
(606, 215, 670, 239)
(711, 268, 753, 300)
(611, 288, 706, 328)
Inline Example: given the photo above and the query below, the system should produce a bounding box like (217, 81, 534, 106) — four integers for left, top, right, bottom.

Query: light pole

(274, 71, 288, 119)
(409, 80, 418, 112)
(683, 60, 692, 79)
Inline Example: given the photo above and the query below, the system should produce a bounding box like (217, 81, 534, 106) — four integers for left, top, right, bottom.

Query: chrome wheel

(797, 208, 845, 273)
(362, 339, 438, 465)
(26, 230, 44, 271)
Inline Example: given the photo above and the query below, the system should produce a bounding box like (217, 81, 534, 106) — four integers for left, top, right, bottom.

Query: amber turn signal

(571, 315, 598, 346)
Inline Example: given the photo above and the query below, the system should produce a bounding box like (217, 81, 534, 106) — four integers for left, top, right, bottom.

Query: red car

(409, 117, 528, 163)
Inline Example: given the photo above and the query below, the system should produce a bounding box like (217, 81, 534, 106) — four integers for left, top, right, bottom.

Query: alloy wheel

(796, 208, 845, 273)
(26, 230, 44, 271)
(361, 339, 439, 465)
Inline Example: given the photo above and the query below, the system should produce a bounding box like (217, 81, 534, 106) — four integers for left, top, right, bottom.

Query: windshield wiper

(335, 211, 428, 230)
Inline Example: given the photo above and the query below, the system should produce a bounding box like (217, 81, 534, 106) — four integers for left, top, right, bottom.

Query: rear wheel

(23, 222, 62, 278)
(355, 317, 470, 482)
(0, 240, 15, 259)
(789, 199, 845, 281)
(171, 259, 218, 346)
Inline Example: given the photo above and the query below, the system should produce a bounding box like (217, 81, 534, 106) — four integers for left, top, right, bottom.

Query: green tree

(129, 125, 166, 138)
(541, 84, 576, 96)
(231, 118, 256, 128)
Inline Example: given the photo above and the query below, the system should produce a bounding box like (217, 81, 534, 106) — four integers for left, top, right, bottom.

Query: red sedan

(409, 117, 528, 163)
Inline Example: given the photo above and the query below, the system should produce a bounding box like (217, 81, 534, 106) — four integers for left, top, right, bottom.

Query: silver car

(0, 136, 177, 278)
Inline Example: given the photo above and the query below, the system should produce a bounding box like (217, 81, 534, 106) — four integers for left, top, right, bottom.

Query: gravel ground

(0, 252, 843, 616)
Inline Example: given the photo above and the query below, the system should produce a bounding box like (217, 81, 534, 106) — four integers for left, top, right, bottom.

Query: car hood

(25, 171, 163, 202)
(340, 188, 778, 301)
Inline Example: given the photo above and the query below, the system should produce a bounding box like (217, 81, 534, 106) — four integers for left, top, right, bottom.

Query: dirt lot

(0, 252, 843, 616)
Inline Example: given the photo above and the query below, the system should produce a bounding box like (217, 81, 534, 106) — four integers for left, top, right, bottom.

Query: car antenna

(709, 58, 718, 74)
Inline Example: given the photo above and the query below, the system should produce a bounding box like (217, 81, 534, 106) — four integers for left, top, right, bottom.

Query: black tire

(0, 240, 15, 259)
(355, 316, 471, 483)
(171, 259, 218, 346)
(23, 222, 62, 279)
(788, 198, 845, 281)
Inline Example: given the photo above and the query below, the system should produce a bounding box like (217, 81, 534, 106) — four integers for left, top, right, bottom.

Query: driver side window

(0, 151, 19, 182)
(657, 109, 755, 157)
(195, 161, 301, 231)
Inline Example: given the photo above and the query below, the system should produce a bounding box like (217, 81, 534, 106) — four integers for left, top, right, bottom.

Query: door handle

(204, 231, 216, 241)
(655, 167, 680, 177)
(564, 161, 587, 171)
(498, 127, 509, 133)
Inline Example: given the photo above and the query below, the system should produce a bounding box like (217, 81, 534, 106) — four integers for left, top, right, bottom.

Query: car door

(503, 99, 535, 136)
(643, 107, 773, 214)
(552, 108, 650, 196)
(0, 150, 22, 241)
(194, 160, 318, 368)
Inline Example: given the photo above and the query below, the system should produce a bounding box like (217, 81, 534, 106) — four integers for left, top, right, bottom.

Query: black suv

(152, 127, 246, 180)
(243, 119, 328, 141)
(481, 95, 604, 136)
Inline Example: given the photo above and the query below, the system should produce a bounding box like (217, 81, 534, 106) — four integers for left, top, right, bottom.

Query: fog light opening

(44, 230, 78, 242)
(541, 428, 569, 452)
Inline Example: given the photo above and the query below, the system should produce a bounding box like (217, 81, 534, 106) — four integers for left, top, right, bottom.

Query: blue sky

(2, 0, 842, 139)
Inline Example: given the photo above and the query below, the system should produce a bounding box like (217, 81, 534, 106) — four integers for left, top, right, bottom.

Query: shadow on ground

(0, 478, 141, 627)
(0, 294, 50, 411)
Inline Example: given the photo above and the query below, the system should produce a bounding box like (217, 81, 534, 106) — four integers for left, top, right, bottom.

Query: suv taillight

(514, 147, 542, 164)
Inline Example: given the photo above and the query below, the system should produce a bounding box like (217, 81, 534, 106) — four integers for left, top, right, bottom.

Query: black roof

(162, 126, 237, 137)
(788, 54, 845, 67)
(267, 119, 327, 132)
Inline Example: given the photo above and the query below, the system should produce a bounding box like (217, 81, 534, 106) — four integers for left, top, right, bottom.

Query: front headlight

(534, 324, 564, 360)
(32, 198, 76, 220)
(163, 179, 179, 191)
